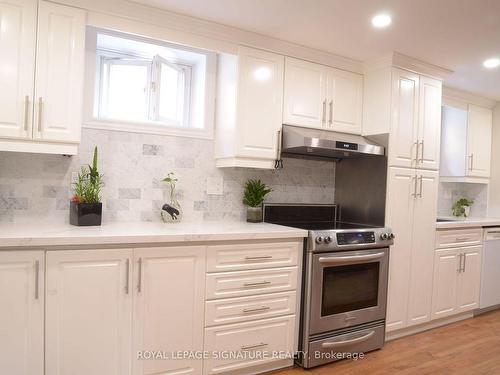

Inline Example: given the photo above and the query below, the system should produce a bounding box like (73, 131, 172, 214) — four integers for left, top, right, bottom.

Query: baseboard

(227, 359, 294, 375)
(474, 304, 500, 316)
(385, 312, 474, 341)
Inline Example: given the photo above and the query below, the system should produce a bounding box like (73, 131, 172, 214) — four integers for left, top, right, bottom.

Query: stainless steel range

(264, 204, 394, 368)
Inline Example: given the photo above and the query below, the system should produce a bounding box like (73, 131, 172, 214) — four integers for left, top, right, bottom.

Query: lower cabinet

(0, 251, 44, 375)
(45, 249, 133, 375)
(431, 245, 482, 320)
(133, 246, 205, 375)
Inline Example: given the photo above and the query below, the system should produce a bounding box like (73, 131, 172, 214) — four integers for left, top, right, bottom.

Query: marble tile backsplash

(438, 182, 488, 217)
(0, 128, 335, 224)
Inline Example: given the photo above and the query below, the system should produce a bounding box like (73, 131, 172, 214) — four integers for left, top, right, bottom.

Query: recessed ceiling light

(483, 58, 500, 69)
(371, 13, 392, 28)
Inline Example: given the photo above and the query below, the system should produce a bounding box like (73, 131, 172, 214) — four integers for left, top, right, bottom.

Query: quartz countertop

(436, 216, 500, 230)
(0, 221, 308, 249)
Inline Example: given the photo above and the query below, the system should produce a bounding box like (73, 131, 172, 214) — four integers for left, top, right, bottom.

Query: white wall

(488, 103, 500, 216)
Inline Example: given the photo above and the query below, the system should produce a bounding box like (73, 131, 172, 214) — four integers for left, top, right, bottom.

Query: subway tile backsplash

(0, 128, 335, 224)
(437, 182, 488, 217)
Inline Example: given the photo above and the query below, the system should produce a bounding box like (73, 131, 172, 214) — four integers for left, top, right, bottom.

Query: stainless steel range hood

(281, 125, 385, 160)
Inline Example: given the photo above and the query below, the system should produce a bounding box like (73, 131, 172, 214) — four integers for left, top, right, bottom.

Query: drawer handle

(243, 281, 271, 287)
(455, 237, 471, 242)
(245, 255, 273, 260)
(321, 331, 375, 349)
(241, 342, 268, 351)
(242, 306, 271, 313)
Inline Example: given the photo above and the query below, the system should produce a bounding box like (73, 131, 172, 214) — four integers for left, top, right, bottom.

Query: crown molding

(364, 52, 452, 80)
(443, 86, 497, 109)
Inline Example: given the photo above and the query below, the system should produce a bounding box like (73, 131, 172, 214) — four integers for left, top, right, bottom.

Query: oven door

(309, 248, 389, 335)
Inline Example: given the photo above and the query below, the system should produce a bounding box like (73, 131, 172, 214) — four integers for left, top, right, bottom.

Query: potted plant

(160, 172, 182, 223)
(243, 179, 272, 222)
(452, 198, 474, 218)
(70, 146, 104, 226)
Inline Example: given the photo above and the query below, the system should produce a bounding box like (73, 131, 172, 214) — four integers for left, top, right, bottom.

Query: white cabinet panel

(45, 249, 132, 375)
(388, 69, 420, 169)
(283, 57, 328, 128)
(34, 1, 85, 143)
(0, 251, 44, 375)
(440, 105, 468, 176)
(407, 169, 438, 326)
(467, 105, 492, 178)
(0, 0, 36, 139)
(457, 246, 482, 313)
(328, 68, 363, 134)
(417, 76, 442, 170)
(133, 246, 205, 375)
(431, 249, 459, 319)
(385, 167, 415, 332)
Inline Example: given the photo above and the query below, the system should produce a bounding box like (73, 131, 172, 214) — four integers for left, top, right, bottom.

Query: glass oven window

(321, 263, 379, 316)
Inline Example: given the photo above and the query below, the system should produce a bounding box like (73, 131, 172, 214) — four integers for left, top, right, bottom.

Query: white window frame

(83, 27, 216, 140)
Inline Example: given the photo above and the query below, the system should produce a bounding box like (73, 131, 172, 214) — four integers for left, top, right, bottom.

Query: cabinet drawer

(204, 315, 295, 375)
(205, 291, 296, 327)
(206, 241, 300, 272)
(436, 228, 483, 248)
(206, 267, 298, 300)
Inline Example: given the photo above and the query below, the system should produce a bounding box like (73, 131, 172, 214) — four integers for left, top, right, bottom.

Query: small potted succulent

(243, 179, 272, 223)
(452, 198, 474, 218)
(70, 146, 103, 226)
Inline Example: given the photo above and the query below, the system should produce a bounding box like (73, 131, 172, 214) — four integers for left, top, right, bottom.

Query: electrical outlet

(206, 176, 223, 195)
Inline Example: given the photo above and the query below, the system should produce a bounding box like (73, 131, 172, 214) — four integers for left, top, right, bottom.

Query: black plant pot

(70, 201, 102, 226)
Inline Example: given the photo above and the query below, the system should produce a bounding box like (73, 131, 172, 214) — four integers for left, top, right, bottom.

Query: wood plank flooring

(274, 309, 500, 375)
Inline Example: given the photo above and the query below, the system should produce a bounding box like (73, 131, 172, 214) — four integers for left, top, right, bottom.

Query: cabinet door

(388, 69, 419, 169)
(407, 169, 439, 326)
(133, 246, 205, 375)
(236, 46, 284, 160)
(457, 246, 482, 313)
(283, 57, 328, 128)
(467, 105, 492, 178)
(45, 249, 133, 375)
(385, 167, 415, 332)
(0, 0, 36, 139)
(417, 76, 442, 170)
(440, 104, 468, 176)
(33, 1, 85, 143)
(431, 249, 459, 319)
(0, 251, 44, 375)
(327, 68, 363, 134)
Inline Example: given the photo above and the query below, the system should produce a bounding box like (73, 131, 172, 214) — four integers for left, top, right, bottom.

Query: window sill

(83, 119, 213, 140)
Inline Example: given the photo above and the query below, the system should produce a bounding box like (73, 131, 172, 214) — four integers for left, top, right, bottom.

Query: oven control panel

(336, 231, 375, 245)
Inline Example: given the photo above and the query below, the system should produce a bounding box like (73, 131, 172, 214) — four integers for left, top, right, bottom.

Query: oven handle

(318, 252, 385, 265)
(321, 331, 375, 349)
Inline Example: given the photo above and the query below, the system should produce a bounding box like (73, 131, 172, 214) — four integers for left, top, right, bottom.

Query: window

(86, 28, 215, 138)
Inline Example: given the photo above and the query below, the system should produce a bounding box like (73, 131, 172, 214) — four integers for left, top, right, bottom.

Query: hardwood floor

(274, 309, 500, 375)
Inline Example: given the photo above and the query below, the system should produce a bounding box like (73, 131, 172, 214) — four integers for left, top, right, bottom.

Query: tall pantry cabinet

(363, 54, 449, 333)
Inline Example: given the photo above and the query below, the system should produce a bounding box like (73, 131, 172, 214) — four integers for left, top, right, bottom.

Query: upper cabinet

(0, 0, 85, 155)
(215, 46, 284, 169)
(440, 101, 493, 181)
(283, 57, 363, 134)
(364, 64, 443, 171)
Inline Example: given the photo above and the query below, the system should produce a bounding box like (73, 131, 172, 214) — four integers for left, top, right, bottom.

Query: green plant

(452, 198, 474, 217)
(162, 172, 178, 198)
(242, 179, 272, 207)
(72, 146, 103, 204)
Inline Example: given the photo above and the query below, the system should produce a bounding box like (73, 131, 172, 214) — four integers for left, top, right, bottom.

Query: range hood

(281, 125, 385, 160)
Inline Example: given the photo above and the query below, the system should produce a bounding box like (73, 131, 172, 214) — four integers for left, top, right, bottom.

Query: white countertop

(0, 221, 308, 249)
(436, 216, 500, 229)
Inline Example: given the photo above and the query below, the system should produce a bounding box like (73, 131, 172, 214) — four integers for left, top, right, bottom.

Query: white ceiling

(132, 0, 500, 101)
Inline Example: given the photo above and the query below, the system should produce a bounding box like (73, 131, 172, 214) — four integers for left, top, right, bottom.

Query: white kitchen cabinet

(45, 249, 133, 375)
(0, 0, 85, 154)
(34, 1, 85, 143)
(364, 63, 443, 171)
(385, 168, 439, 332)
(283, 57, 362, 134)
(0, 251, 44, 375)
(431, 245, 482, 320)
(215, 46, 284, 169)
(0, 0, 37, 140)
(133, 246, 205, 375)
(440, 103, 492, 181)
